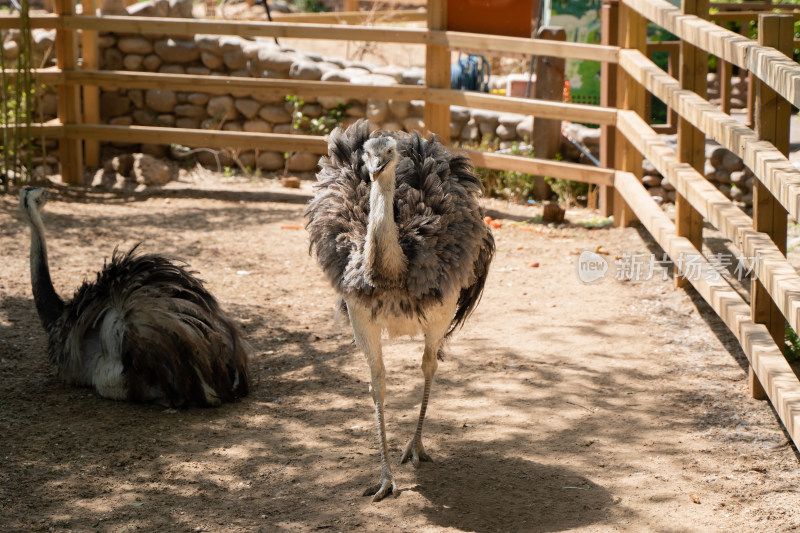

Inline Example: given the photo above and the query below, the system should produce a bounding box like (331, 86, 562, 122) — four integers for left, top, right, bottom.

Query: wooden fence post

(424, 0, 450, 143)
(742, 20, 755, 129)
(599, 0, 618, 218)
(81, 0, 100, 168)
(675, 0, 708, 288)
(54, 0, 83, 184)
(612, 0, 646, 227)
(750, 13, 793, 400)
(717, 20, 732, 117)
(531, 26, 566, 201)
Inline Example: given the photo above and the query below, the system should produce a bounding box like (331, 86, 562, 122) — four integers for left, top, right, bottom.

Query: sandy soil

(1, 177, 800, 532)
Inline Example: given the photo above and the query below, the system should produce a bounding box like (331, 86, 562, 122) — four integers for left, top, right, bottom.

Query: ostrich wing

(393, 132, 495, 333)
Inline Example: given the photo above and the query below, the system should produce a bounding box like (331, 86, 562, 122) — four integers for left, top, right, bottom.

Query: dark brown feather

(306, 120, 495, 331)
(48, 245, 249, 407)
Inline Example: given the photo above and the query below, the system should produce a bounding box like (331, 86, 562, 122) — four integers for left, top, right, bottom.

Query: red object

(528, 262, 540, 268)
(447, 0, 536, 38)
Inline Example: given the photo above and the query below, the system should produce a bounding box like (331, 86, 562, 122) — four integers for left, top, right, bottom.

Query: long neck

(27, 210, 64, 330)
(365, 172, 406, 280)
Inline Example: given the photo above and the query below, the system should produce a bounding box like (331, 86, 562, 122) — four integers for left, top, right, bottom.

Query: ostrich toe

(400, 437, 433, 467)
(363, 475, 397, 502)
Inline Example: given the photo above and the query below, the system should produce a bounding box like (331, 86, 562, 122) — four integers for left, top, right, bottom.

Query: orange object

(490, 219, 503, 229)
(280, 224, 303, 230)
(447, 0, 536, 39)
(528, 262, 540, 268)
(484, 216, 493, 225)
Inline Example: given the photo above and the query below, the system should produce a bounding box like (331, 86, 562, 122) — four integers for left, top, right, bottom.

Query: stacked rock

(638, 143, 755, 210)
(707, 73, 749, 110)
(705, 145, 753, 209)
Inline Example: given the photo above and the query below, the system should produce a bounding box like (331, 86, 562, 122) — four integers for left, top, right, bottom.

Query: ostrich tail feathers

(326, 119, 372, 171)
(447, 229, 495, 338)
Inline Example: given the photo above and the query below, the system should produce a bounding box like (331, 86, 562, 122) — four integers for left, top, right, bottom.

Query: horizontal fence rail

(269, 10, 428, 24)
(623, 0, 800, 109)
(617, 48, 800, 223)
(57, 15, 619, 62)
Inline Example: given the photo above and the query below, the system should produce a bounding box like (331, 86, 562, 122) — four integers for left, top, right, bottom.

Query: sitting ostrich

(20, 187, 249, 407)
(306, 120, 495, 501)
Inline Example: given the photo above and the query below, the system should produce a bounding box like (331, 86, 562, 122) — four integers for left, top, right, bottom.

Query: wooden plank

(4, 68, 63, 84)
(600, 0, 619, 218)
(63, 124, 330, 153)
(59, 15, 620, 63)
(711, 2, 800, 9)
(614, 169, 800, 454)
(426, 89, 617, 126)
(0, 14, 60, 29)
(80, 0, 100, 168)
(424, 0, 449, 141)
(646, 40, 680, 53)
(621, 0, 800, 110)
(269, 10, 428, 24)
(65, 70, 427, 101)
(710, 12, 800, 23)
(61, 15, 432, 43)
(751, 14, 793, 399)
(675, 0, 708, 288)
(616, 47, 800, 224)
(359, 0, 427, 4)
(0, 123, 65, 138)
(54, 0, 83, 185)
(433, 32, 619, 63)
(459, 149, 616, 187)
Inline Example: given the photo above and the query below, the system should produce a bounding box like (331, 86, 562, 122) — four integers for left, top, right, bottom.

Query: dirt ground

(1, 174, 799, 533)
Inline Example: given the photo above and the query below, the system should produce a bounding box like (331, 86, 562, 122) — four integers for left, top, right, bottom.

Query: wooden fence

(2, 0, 800, 449)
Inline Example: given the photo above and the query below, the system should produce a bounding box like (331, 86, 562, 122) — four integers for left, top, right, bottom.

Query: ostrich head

(20, 187, 49, 225)
(362, 137, 399, 183)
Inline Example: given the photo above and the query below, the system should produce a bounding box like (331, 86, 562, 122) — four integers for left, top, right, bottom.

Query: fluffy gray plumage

(20, 187, 249, 408)
(306, 120, 494, 332)
(306, 120, 494, 501)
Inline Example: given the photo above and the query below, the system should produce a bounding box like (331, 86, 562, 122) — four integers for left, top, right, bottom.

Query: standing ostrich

(306, 120, 495, 501)
(20, 187, 249, 407)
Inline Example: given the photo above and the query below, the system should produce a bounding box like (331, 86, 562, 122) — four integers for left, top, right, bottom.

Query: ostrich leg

(400, 305, 452, 467)
(347, 302, 396, 501)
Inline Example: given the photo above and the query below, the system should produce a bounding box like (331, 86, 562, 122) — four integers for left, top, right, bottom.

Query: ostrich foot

(363, 474, 397, 502)
(400, 437, 433, 467)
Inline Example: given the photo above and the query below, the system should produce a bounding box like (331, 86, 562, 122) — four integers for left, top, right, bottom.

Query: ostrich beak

(369, 160, 390, 182)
